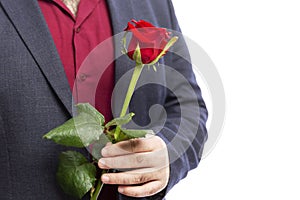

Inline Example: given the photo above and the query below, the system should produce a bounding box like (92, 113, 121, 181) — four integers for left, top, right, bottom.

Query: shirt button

(75, 27, 81, 33)
(79, 73, 87, 81)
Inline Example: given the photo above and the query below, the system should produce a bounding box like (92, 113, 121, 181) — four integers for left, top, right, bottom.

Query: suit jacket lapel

(1, 0, 138, 116)
(106, 0, 134, 34)
(0, 0, 73, 114)
(106, 0, 135, 82)
(106, 0, 137, 116)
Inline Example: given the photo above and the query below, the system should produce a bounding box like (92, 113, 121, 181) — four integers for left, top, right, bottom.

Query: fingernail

(118, 187, 124, 193)
(106, 142, 112, 146)
(99, 159, 105, 166)
(101, 148, 108, 156)
(102, 175, 109, 183)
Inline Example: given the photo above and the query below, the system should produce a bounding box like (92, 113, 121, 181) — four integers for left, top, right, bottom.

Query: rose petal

(124, 22, 136, 31)
(125, 19, 175, 64)
(135, 20, 155, 28)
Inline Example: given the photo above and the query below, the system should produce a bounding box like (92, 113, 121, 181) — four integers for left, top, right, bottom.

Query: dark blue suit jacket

(0, 0, 207, 199)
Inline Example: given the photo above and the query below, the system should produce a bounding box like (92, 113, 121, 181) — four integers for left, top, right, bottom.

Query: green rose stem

(119, 63, 144, 118)
(91, 52, 144, 200)
(90, 64, 144, 200)
(91, 169, 108, 200)
(114, 63, 144, 141)
(91, 36, 177, 199)
(114, 43, 144, 141)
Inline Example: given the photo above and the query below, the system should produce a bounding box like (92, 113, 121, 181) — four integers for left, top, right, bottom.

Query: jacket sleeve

(119, 1, 208, 199)
(156, 0, 208, 195)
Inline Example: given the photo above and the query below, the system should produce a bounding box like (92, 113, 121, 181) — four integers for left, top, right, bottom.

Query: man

(0, 0, 208, 199)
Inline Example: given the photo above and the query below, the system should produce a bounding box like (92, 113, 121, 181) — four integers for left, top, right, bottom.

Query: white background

(167, 0, 300, 199)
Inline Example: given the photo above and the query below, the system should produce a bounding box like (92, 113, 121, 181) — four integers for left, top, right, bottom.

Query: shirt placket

(73, 0, 101, 106)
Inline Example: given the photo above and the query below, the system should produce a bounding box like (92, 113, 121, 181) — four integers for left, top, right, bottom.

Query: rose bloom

(125, 19, 171, 64)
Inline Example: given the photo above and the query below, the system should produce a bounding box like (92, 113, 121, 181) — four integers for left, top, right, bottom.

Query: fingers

(97, 136, 170, 197)
(98, 150, 167, 169)
(101, 169, 159, 185)
(101, 136, 166, 157)
(99, 136, 168, 169)
(101, 168, 169, 197)
(118, 181, 165, 197)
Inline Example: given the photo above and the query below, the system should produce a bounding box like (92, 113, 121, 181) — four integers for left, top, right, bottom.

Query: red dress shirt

(38, 0, 117, 199)
(38, 0, 114, 122)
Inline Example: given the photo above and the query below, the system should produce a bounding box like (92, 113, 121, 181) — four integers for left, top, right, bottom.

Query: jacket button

(79, 73, 87, 81)
(75, 27, 81, 33)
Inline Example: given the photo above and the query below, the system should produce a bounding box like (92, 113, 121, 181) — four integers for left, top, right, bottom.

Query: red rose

(124, 19, 172, 64)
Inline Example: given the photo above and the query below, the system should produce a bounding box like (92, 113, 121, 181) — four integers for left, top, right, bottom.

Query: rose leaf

(120, 128, 154, 138)
(43, 103, 105, 148)
(105, 112, 135, 129)
(56, 151, 97, 199)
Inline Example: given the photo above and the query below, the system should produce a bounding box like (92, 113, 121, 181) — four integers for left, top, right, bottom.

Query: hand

(98, 135, 170, 197)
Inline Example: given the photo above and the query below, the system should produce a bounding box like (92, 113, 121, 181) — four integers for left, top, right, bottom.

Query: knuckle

(133, 174, 148, 184)
(133, 176, 142, 184)
(122, 177, 131, 185)
(112, 174, 128, 185)
(129, 138, 140, 152)
(130, 191, 140, 197)
(135, 155, 144, 164)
